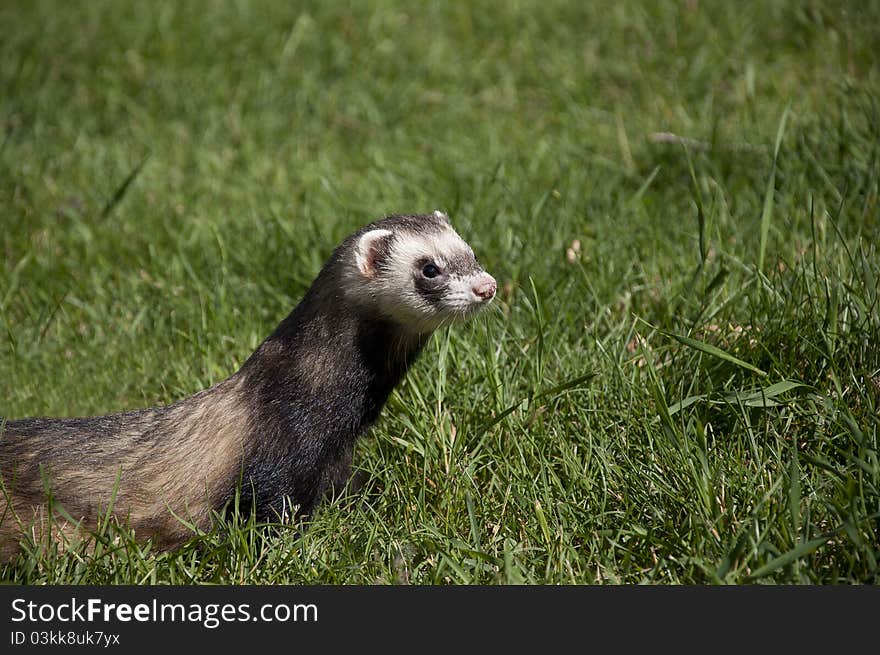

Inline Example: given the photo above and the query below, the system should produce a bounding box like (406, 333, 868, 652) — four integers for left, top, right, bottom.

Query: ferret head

(349, 211, 497, 334)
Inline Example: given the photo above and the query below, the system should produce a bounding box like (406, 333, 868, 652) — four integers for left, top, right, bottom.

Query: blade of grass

(758, 103, 791, 273)
(100, 153, 151, 219)
(662, 329, 768, 377)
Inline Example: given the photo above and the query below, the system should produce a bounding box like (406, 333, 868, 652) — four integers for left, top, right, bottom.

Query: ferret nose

(472, 276, 497, 301)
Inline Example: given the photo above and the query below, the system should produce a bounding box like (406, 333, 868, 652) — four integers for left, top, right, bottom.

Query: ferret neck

(238, 291, 430, 403)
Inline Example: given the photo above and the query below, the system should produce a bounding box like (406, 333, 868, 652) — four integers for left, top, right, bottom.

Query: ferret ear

(432, 209, 450, 223)
(355, 228, 394, 277)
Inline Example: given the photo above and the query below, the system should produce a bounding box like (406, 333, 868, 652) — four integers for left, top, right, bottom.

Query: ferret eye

(422, 263, 441, 279)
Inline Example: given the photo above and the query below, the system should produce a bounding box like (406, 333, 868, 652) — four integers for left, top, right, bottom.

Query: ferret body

(0, 212, 496, 559)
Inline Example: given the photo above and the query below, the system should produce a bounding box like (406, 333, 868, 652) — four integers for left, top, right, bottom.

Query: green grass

(1, 0, 879, 584)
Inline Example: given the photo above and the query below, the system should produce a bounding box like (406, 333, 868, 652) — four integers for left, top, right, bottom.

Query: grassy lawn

(1, 0, 878, 584)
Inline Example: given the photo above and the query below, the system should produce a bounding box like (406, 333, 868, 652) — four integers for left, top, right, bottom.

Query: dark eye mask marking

(414, 276, 446, 306)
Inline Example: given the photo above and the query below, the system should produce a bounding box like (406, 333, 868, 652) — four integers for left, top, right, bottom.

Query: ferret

(0, 211, 496, 560)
